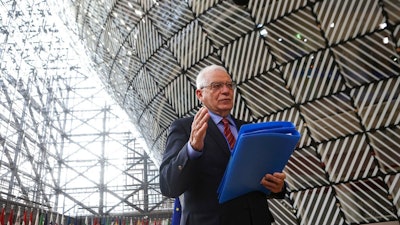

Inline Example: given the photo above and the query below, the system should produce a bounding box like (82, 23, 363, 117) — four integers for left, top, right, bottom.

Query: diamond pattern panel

(188, 0, 220, 16)
(369, 126, 400, 173)
(109, 65, 131, 99)
(263, 7, 326, 64)
(198, 2, 254, 48)
(124, 84, 148, 121)
(129, 68, 159, 105)
(285, 146, 330, 191)
(291, 186, 345, 225)
(115, 41, 142, 77)
(145, 47, 182, 88)
(239, 69, 295, 118)
(301, 92, 364, 142)
(282, 49, 347, 104)
(352, 77, 400, 130)
(221, 30, 276, 83)
(164, 74, 198, 117)
(251, 0, 309, 24)
(169, 20, 214, 70)
(315, 0, 385, 45)
(136, 15, 164, 62)
(230, 91, 255, 122)
(383, 0, 400, 25)
(148, 0, 195, 40)
(385, 174, 400, 217)
(332, 30, 400, 88)
(318, 134, 379, 183)
(268, 198, 298, 225)
(335, 178, 397, 223)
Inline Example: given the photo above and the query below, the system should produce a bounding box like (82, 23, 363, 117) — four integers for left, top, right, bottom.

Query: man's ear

(195, 89, 203, 101)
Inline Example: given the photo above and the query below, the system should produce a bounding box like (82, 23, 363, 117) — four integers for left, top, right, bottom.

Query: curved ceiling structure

(1, 0, 399, 224)
(71, 0, 400, 223)
(1, 0, 166, 220)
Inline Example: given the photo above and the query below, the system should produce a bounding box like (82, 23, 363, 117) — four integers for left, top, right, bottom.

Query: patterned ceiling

(70, 0, 400, 224)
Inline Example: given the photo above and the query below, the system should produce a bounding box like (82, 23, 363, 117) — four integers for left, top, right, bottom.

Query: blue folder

(217, 121, 301, 203)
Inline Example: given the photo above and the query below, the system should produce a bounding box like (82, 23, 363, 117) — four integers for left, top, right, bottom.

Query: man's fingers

(273, 172, 286, 180)
(260, 172, 286, 193)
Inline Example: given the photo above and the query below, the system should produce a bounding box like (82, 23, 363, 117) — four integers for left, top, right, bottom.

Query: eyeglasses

(201, 81, 236, 91)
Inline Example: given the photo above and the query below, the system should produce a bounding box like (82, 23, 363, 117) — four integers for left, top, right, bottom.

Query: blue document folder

(217, 121, 301, 203)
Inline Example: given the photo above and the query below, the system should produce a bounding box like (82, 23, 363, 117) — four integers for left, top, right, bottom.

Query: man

(159, 65, 286, 225)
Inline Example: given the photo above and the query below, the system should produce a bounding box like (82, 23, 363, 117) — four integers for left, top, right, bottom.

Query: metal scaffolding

(0, 0, 171, 220)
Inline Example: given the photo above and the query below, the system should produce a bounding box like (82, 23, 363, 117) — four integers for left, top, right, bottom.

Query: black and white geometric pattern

(72, 0, 399, 224)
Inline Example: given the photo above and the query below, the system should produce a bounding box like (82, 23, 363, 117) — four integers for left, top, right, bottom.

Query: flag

(14, 207, 20, 225)
(39, 213, 44, 225)
(28, 210, 33, 225)
(7, 208, 14, 225)
(101, 217, 106, 225)
(34, 211, 39, 225)
(171, 198, 181, 225)
(49, 213, 53, 225)
(22, 210, 27, 225)
(0, 206, 5, 225)
(43, 213, 47, 225)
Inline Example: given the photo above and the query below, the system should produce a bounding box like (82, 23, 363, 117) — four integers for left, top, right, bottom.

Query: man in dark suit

(159, 65, 286, 225)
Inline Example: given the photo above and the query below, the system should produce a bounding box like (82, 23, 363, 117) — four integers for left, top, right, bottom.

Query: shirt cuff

(187, 142, 203, 159)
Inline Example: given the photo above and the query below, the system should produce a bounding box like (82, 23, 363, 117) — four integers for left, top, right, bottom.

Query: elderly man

(160, 65, 286, 225)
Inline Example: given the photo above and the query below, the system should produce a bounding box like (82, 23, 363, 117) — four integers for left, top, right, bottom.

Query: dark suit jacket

(159, 116, 285, 225)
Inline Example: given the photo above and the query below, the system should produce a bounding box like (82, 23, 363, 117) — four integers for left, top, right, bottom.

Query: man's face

(196, 69, 234, 117)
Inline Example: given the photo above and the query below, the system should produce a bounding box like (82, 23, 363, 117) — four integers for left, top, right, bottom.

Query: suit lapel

(206, 119, 231, 156)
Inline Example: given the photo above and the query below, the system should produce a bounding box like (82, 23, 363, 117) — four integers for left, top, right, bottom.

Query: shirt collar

(208, 110, 235, 126)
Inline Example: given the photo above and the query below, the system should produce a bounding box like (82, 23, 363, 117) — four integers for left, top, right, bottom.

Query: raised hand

(189, 106, 210, 151)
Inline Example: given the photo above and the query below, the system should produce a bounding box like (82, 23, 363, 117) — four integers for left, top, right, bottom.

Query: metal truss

(0, 0, 171, 219)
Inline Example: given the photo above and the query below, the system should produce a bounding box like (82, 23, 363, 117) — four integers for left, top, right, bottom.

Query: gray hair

(196, 65, 228, 89)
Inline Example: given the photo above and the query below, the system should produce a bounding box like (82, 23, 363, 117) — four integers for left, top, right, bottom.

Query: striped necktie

(222, 118, 236, 149)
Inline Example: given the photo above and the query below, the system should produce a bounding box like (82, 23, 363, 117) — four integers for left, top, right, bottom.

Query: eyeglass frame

(200, 81, 237, 91)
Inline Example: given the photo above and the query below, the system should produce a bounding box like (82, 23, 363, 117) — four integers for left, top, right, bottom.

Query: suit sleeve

(159, 119, 198, 198)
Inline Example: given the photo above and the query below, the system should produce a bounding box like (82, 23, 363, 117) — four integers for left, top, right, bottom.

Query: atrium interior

(1, 0, 399, 225)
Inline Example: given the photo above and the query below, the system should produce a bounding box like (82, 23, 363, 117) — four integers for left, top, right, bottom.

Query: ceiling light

(379, 23, 387, 29)
(383, 37, 389, 44)
(259, 29, 267, 37)
(135, 10, 143, 17)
